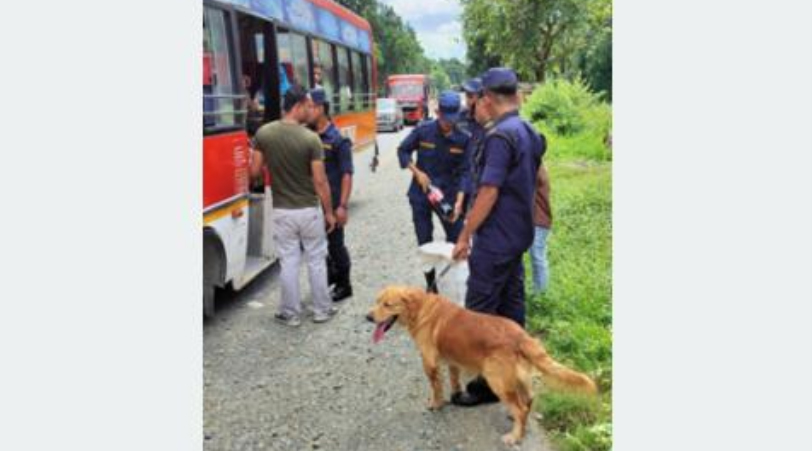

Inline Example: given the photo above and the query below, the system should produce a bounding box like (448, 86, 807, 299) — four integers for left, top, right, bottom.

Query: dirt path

(203, 128, 552, 451)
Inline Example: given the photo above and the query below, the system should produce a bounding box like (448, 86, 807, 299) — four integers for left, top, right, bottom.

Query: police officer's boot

(331, 271, 353, 303)
(327, 256, 338, 289)
(450, 376, 500, 407)
(424, 269, 438, 294)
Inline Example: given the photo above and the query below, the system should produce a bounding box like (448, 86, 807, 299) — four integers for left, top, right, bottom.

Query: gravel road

(204, 127, 552, 451)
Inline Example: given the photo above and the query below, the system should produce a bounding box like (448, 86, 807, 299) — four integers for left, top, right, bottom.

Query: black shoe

(465, 376, 490, 394)
(424, 269, 438, 293)
(450, 389, 499, 407)
(332, 285, 353, 302)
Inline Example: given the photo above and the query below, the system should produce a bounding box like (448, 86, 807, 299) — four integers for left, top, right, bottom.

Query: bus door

(234, 11, 280, 280)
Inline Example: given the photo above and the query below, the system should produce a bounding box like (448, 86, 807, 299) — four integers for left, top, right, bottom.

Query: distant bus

(203, 0, 376, 317)
(386, 74, 430, 124)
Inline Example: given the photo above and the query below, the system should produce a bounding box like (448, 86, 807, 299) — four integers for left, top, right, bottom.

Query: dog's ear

(401, 287, 427, 308)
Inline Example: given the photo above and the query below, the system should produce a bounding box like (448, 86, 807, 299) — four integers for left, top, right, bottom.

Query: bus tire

(203, 230, 225, 318)
(204, 282, 215, 318)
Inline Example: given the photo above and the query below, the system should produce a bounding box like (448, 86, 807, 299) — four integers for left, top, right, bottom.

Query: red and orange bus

(203, 0, 376, 316)
(386, 74, 430, 124)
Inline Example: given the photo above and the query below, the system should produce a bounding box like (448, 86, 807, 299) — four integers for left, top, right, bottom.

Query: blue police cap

(461, 78, 483, 95)
(438, 90, 462, 122)
(482, 67, 518, 94)
(310, 87, 327, 105)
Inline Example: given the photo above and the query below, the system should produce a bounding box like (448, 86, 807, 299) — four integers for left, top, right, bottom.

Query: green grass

(524, 161, 612, 451)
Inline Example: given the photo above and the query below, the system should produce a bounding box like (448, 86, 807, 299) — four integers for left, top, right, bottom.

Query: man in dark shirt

(309, 88, 355, 302)
(451, 68, 545, 406)
(457, 77, 484, 213)
(397, 91, 471, 291)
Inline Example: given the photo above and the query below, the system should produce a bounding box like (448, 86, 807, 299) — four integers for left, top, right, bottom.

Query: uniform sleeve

(479, 135, 512, 188)
(338, 137, 354, 175)
(397, 126, 421, 169)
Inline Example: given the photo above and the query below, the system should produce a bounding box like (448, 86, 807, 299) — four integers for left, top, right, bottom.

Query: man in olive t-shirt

(254, 85, 338, 326)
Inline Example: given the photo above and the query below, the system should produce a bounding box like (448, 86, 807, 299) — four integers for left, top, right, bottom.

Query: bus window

(277, 28, 310, 89)
(237, 14, 268, 134)
(311, 39, 336, 106)
(351, 51, 364, 111)
(336, 46, 351, 113)
(203, 7, 241, 130)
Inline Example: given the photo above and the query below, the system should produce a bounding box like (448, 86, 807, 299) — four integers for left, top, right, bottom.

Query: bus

(386, 74, 430, 124)
(203, 0, 377, 317)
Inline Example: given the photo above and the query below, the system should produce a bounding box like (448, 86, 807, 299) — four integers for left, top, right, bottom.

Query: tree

(460, 0, 611, 84)
(465, 33, 501, 77)
(430, 63, 451, 92)
(436, 58, 467, 87)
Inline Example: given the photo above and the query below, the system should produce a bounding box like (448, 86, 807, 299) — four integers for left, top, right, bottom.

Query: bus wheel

(204, 283, 215, 318)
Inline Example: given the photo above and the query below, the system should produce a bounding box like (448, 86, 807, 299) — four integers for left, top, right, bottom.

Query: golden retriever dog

(367, 285, 597, 446)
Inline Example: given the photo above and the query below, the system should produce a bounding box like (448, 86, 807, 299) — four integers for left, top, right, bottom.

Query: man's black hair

(283, 84, 309, 113)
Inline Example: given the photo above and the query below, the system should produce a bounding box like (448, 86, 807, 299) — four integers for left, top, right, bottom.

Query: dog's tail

(519, 337, 598, 395)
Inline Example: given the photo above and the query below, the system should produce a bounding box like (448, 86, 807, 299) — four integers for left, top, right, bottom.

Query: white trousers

(272, 207, 331, 317)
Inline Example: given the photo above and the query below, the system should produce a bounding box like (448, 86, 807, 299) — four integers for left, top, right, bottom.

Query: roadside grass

(524, 161, 612, 451)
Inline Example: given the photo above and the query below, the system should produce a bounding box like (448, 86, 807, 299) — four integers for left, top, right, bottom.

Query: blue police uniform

(398, 92, 470, 247)
(465, 69, 545, 328)
(457, 78, 484, 212)
(312, 88, 354, 297)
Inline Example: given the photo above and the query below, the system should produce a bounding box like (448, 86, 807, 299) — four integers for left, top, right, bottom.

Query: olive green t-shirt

(255, 121, 325, 209)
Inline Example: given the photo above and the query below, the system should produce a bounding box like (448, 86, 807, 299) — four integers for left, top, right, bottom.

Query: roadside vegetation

(522, 79, 612, 451)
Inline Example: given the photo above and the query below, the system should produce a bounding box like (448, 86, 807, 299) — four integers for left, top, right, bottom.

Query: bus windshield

(389, 83, 423, 98)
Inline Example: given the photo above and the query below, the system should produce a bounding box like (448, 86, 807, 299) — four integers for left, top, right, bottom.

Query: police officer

(309, 88, 354, 302)
(451, 68, 545, 406)
(398, 90, 471, 292)
(457, 77, 483, 135)
(456, 77, 484, 212)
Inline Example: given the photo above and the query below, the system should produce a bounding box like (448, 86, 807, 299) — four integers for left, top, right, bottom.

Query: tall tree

(460, 0, 610, 84)
(436, 58, 467, 86)
(465, 34, 501, 77)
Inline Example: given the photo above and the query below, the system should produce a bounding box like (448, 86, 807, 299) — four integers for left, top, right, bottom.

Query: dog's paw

(501, 433, 520, 447)
(426, 399, 446, 411)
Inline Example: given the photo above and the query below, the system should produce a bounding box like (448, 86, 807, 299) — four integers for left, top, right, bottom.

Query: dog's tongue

(372, 322, 387, 344)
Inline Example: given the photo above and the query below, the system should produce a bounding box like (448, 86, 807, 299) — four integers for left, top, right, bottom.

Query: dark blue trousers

(327, 225, 351, 287)
(465, 246, 526, 327)
(410, 198, 463, 246)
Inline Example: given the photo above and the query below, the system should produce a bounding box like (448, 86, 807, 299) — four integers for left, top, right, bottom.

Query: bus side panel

(203, 131, 250, 209)
(334, 110, 376, 151)
(204, 130, 251, 286)
(204, 203, 249, 287)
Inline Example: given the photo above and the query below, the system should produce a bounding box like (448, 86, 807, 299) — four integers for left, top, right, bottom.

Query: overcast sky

(377, 0, 466, 61)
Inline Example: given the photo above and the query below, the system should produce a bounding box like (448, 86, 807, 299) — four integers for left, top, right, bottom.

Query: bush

(521, 78, 612, 162)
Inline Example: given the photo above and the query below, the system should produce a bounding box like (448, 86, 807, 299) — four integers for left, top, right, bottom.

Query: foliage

(580, 29, 612, 100)
(522, 78, 612, 451)
(521, 78, 612, 162)
(465, 33, 501, 77)
(435, 58, 467, 87)
(460, 0, 611, 85)
(430, 63, 451, 92)
(522, 116, 612, 448)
